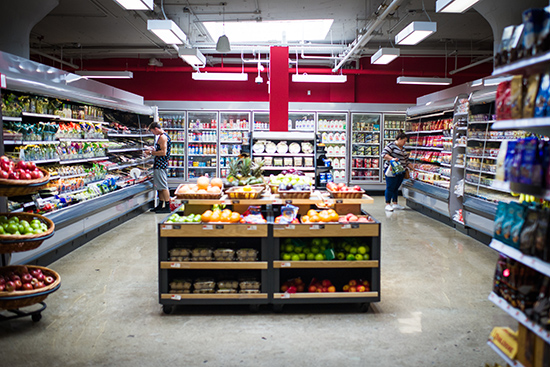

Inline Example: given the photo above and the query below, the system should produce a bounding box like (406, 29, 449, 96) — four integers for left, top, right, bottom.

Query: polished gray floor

(0, 197, 513, 366)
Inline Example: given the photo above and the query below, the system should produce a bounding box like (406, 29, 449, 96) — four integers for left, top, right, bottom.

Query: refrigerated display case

(350, 113, 381, 183)
(159, 113, 186, 181)
(317, 112, 347, 183)
(219, 112, 251, 178)
(253, 112, 269, 131)
(251, 132, 316, 174)
(288, 112, 315, 132)
(187, 111, 218, 179)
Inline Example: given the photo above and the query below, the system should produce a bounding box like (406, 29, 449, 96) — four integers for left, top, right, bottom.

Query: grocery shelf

(51, 172, 88, 180)
(469, 120, 495, 125)
(489, 292, 550, 344)
(160, 261, 268, 270)
(273, 260, 378, 268)
(2, 116, 22, 121)
(352, 155, 379, 158)
(492, 117, 550, 135)
(508, 182, 550, 201)
(454, 144, 467, 148)
(160, 223, 269, 237)
(456, 126, 469, 130)
(188, 127, 217, 131)
(440, 163, 452, 167)
(3, 140, 60, 145)
(107, 147, 145, 153)
(189, 154, 217, 157)
(108, 160, 152, 171)
(33, 158, 61, 164)
(467, 138, 507, 142)
(465, 167, 496, 176)
(185, 166, 216, 169)
(21, 112, 108, 125)
(272, 222, 379, 238)
(108, 133, 153, 138)
(405, 146, 444, 151)
(492, 52, 550, 76)
(441, 150, 453, 154)
(163, 127, 185, 130)
(58, 138, 109, 142)
(263, 166, 315, 171)
(467, 155, 497, 160)
(466, 181, 510, 194)
(351, 142, 380, 146)
(405, 129, 445, 135)
(274, 292, 378, 299)
(59, 156, 109, 165)
(353, 167, 380, 170)
(489, 239, 550, 277)
(253, 153, 315, 157)
(326, 155, 346, 158)
(486, 341, 524, 367)
(161, 293, 268, 300)
(220, 140, 243, 144)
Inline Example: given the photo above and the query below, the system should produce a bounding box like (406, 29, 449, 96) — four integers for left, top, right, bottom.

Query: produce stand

(158, 193, 379, 313)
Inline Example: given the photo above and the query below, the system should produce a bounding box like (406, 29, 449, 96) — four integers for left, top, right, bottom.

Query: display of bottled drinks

(189, 119, 217, 129)
(220, 119, 249, 130)
(384, 120, 405, 129)
(220, 131, 248, 143)
(168, 168, 184, 178)
(168, 157, 185, 167)
(189, 131, 216, 142)
(159, 115, 185, 128)
(189, 158, 216, 168)
(188, 144, 217, 155)
(318, 119, 346, 131)
(171, 143, 185, 155)
(167, 131, 185, 142)
(219, 144, 241, 156)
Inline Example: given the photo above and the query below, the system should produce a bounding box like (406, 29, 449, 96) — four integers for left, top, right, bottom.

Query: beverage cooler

(350, 113, 381, 183)
(288, 112, 315, 132)
(187, 111, 218, 179)
(159, 113, 186, 181)
(219, 112, 251, 178)
(317, 112, 347, 183)
(253, 112, 269, 131)
(382, 114, 407, 182)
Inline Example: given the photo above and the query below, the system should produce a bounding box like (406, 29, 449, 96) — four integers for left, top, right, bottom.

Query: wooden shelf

(274, 260, 378, 268)
(273, 223, 379, 238)
(160, 261, 268, 270)
(161, 293, 268, 300)
(274, 291, 378, 299)
(160, 223, 268, 238)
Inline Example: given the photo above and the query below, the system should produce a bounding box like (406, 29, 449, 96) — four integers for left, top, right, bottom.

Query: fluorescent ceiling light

(147, 19, 187, 45)
(179, 48, 206, 66)
(371, 48, 400, 65)
(192, 72, 248, 81)
(292, 74, 347, 83)
(113, 0, 154, 10)
(436, 0, 481, 13)
(395, 22, 437, 45)
(203, 19, 334, 43)
(75, 71, 133, 79)
(396, 76, 452, 85)
(483, 76, 513, 86)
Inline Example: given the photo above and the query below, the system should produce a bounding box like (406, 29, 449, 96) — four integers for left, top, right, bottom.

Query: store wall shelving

(350, 113, 381, 184)
(317, 112, 347, 183)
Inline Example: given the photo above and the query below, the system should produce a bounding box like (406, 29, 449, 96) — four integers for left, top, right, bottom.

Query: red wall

(67, 56, 493, 105)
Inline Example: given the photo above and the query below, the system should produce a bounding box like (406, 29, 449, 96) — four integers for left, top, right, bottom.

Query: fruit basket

(225, 186, 265, 200)
(327, 188, 365, 199)
(0, 213, 55, 253)
(0, 167, 50, 197)
(174, 183, 222, 200)
(277, 189, 312, 199)
(0, 265, 61, 310)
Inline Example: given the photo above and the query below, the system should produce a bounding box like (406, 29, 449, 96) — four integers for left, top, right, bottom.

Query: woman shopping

(382, 131, 413, 212)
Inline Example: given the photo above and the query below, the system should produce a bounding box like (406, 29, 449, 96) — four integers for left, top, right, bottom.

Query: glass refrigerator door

(317, 112, 347, 183)
(219, 111, 251, 178)
(350, 113, 381, 183)
(160, 113, 186, 180)
(382, 114, 407, 182)
(253, 112, 269, 131)
(187, 111, 218, 179)
(288, 112, 315, 132)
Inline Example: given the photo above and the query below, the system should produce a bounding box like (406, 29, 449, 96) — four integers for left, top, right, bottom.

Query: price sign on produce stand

(0, 74, 5, 89)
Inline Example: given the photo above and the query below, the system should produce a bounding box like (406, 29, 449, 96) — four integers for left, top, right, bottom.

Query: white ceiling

(28, 0, 503, 66)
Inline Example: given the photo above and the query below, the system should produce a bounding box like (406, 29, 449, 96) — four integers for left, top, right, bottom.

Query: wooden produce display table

(158, 193, 379, 313)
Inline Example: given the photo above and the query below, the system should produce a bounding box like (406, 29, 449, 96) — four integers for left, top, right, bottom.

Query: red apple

(33, 281, 45, 289)
(16, 161, 27, 170)
(21, 273, 33, 284)
(357, 217, 369, 223)
(0, 277, 5, 286)
(8, 172, 17, 180)
(280, 284, 288, 292)
(0, 284, 4, 291)
(5, 281, 15, 292)
(43, 276, 55, 285)
(0, 170, 8, 179)
(10, 274, 20, 282)
(356, 285, 366, 292)
(0, 155, 10, 164)
(308, 285, 317, 293)
(27, 162, 36, 170)
(30, 269, 42, 278)
(35, 170, 44, 178)
(349, 286, 357, 292)
(321, 279, 332, 287)
(286, 286, 297, 294)
(14, 280, 22, 289)
(349, 215, 358, 222)
(22, 283, 33, 291)
(352, 185, 362, 191)
(349, 280, 357, 286)
(362, 280, 370, 287)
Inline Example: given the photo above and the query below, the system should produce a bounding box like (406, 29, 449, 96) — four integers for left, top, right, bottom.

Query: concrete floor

(0, 197, 514, 367)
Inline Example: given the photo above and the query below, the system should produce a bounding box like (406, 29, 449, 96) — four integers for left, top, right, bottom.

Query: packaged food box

(218, 280, 239, 289)
(194, 278, 216, 290)
(213, 248, 235, 261)
(170, 256, 191, 261)
(239, 280, 261, 290)
(239, 289, 260, 294)
(236, 248, 258, 261)
(169, 248, 192, 257)
(193, 288, 215, 294)
(192, 248, 213, 258)
(169, 279, 192, 291)
(216, 288, 237, 293)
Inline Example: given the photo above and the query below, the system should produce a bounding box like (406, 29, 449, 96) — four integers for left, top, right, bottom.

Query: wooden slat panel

(273, 260, 378, 269)
(160, 223, 268, 237)
(161, 293, 268, 299)
(160, 261, 268, 270)
(273, 292, 378, 299)
(272, 223, 379, 237)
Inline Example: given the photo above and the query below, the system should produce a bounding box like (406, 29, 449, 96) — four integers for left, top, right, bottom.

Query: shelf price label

(273, 200, 283, 205)
(223, 200, 232, 205)
(281, 262, 291, 267)
(247, 225, 257, 231)
(335, 199, 343, 204)
(202, 225, 213, 230)
(285, 225, 295, 229)
(280, 293, 290, 299)
(170, 294, 182, 300)
(0, 74, 5, 89)
(170, 262, 181, 268)
(161, 225, 172, 230)
(310, 224, 324, 230)
(341, 224, 351, 229)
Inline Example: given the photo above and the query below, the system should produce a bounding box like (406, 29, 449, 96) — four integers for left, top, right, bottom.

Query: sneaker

(155, 206, 171, 214)
(392, 204, 405, 210)
(385, 204, 394, 211)
(150, 202, 163, 212)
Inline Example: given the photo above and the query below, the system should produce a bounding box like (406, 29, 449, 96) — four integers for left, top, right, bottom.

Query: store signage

(0, 74, 5, 89)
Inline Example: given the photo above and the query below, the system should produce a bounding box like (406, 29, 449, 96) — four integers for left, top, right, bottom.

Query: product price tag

(223, 200, 232, 205)
(325, 199, 334, 206)
(233, 200, 240, 204)
(170, 263, 181, 268)
(247, 225, 257, 231)
(341, 224, 351, 229)
(171, 294, 182, 300)
(351, 224, 360, 229)
(336, 199, 343, 204)
(0, 74, 5, 89)
(285, 225, 295, 229)
(285, 200, 293, 204)
(215, 225, 224, 229)
(274, 225, 285, 230)
(310, 224, 324, 230)
(202, 225, 213, 230)
(172, 225, 181, 230)
(273, 200, 283, 205)
(161, 225, 172, 230)
(181, 200, 189, 205)
(281, 262, 291, 267)
(280, 293, 290, 299)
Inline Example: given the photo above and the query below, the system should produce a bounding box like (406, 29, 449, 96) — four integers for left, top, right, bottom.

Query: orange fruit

(201, 210, 213, 222)
(178, 184, 190, 193)
(222, 209, 232, 216)
(309, 214, 319, 223)
(197, 189, 208, 194)
(207, 186, 218, 194)
(230, 212, 241, 223)
(220, 211, 231, 222)
(307, 209, 318, 217)
(189, 185, 198, 192)
(210, 211, 221, 222)
(327, 209, 339, 222)
(318, 211, 331, 222)
(210, 177, 223, 189)
(301, 215, 309, 223)
(197, 176, 210, 190)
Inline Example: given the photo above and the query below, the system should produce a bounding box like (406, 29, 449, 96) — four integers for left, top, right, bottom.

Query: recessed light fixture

(436, 0, 481, 13)
(179, 48, 206, 67)
(75, 71, 134, 79)
(292, 74, 347, 83)
(147, 19, 187, 45)
(371, 48, 400, 65)
(396, 76, 452, 85)
(192, 72, 248, 81)
(395, 21, 437, 45)
(113, 0, 154, 10)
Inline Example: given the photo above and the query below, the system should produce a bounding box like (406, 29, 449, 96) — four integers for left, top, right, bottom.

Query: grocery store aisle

(0, 198, 512, 367)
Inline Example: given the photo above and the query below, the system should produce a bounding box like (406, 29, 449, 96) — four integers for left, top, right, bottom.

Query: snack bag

(519, 137, 542, 186)
(523, 74, 541, 118)
(511, 75, 524, 119)
(496, 80, 512, 120)
(494, 202, 509, 242)
(278, 204, 299, 224)
(510, 202, 528, 249)
(520, 207, 540, 255)
(534, 207, 550, 261)
(503, 202, 522, 245)
(535, 72, 550, 117)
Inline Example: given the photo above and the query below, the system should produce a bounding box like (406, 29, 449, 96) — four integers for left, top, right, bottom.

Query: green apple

(306, 253, 315, 260)
(355, 254, 364, 261)
(344, 244, 352, 252)
(311, 246, 320, 254)
(6, 223, 18, 234)
(336, 252, 346, 260)
(0, 216, 8, 223)
(311, 238, 321, 247)
(315, 253, 325, 261)
(0, 226, 4, 234)
(349, 247, 358, 254)
(294, 246, 303, 253)
(282, 253, 292, 261)
(346, 254, 356, 261)
(358, 246, 367, 254)
(285, 244, 294, 253)
(363, 254, 370, 260)
(298, 253, 306, 260)
(291, 254, 301, 261)
(303, 247, 311, 254)
(321, 238, 331, 247)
